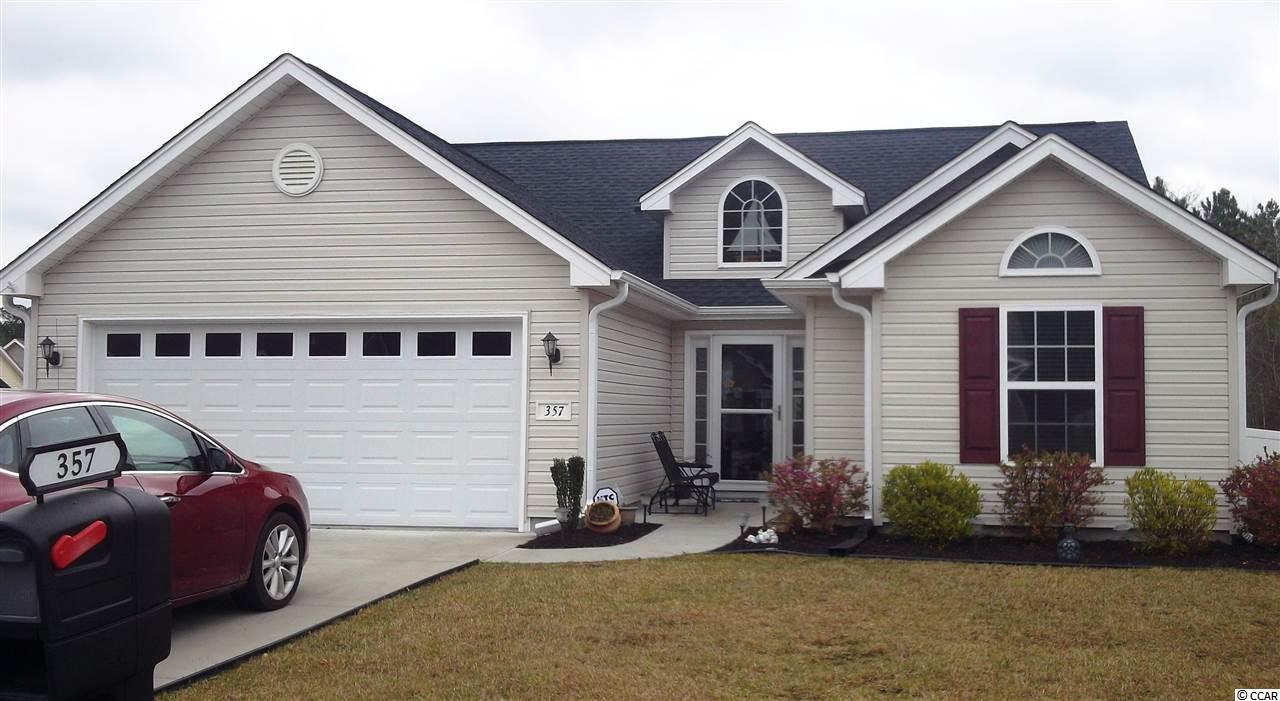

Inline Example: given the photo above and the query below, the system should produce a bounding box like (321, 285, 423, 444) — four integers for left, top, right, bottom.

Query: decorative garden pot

(585, 502, 621, 534)
(1057, 524, 1082, 563)
(618, 502, 640, 527)
(554, 507, 574, 531)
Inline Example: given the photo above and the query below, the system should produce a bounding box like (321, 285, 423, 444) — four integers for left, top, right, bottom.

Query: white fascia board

(638, 122, 866, 212)
(779, 122, 1035, 281)
(1, 54, 613, 294)
(837, 134, 1279, 289)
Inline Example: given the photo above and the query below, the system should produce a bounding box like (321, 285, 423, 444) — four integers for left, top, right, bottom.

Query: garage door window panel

(309, 332, 347, 357)
(107, 333, 142, 358)
(362, 332, 401, 357)
(256, 332, 294, 357)
(205, 333, 241, 357)
(101, 406, 203, 472)
(155, 333, 191, 358)
(417, 331, 456, 357)
(472, 331, 511, 357)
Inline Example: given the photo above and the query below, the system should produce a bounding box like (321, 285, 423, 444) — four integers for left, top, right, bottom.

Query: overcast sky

(2, 0, 1277, 267)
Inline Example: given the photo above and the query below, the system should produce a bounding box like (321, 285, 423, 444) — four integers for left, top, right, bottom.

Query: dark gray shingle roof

(311, 63, 1148, 307)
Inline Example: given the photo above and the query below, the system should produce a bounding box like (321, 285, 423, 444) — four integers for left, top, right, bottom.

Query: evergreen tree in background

(1154, 178, 1280, 431)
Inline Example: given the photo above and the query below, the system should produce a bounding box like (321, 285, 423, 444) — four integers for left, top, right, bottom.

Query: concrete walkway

(488, 503, 751, 563)
(157, 528, 526, 690)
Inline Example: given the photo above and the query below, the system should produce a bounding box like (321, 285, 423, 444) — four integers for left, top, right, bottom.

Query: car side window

(99, 406, 202, 472)
(0, 424, 17, 470)
(23, 407, 101, 447)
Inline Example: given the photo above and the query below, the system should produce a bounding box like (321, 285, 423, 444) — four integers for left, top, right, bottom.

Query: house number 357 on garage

(536, 402, 572, 421)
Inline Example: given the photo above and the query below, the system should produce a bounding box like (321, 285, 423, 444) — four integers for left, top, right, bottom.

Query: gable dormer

(640, 123, 866, 279)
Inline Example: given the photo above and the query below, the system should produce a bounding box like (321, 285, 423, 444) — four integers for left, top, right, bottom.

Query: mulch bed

(714, 525, 867, 556)
(518, 522, 661, 549)
(718, 526, 1280, 570)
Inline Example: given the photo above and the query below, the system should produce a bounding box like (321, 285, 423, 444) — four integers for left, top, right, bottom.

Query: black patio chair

(649, 431, 719, 516)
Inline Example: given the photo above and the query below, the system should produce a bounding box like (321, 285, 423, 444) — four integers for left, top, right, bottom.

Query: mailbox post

(0, 433, 172, 701)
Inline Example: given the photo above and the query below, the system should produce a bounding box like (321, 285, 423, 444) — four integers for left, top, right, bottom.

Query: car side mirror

(206, 447, 234, 472)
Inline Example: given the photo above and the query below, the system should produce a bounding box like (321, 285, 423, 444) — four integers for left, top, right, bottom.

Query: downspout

(1, 294, 37, 390)
(585, 280, 630, 501)
(826, 275, 876, 521)
(1236, 273, 1280, 448)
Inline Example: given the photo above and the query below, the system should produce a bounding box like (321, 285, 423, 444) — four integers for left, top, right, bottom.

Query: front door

(712, 337, 786, 484)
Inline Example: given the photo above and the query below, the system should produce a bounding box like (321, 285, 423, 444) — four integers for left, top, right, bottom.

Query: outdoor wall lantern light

(39, 336, 61, 376)
(541, 332, 561, 375)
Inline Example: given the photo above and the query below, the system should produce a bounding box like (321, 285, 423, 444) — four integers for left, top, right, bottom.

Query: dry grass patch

(165, 556, 1280, 700)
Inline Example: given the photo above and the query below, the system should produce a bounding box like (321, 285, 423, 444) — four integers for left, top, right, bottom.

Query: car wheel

(234, 512, 304, 611)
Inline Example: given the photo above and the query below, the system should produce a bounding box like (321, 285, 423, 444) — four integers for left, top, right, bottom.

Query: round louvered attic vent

(272, 143, 324, 196)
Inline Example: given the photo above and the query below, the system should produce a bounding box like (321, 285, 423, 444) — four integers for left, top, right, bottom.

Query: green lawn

(164, 556, 1280, 700)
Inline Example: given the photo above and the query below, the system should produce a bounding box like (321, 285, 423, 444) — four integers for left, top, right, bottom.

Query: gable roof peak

(638, 120, 867, 212)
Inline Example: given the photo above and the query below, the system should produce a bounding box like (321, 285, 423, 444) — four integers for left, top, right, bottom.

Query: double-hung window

(1002, 306, 1103, 461)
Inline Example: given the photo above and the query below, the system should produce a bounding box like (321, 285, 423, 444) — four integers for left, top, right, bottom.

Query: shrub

(1220, 449, 1280, 547)
(996, 450, 1107, 540)
(1124, 468, 1217, 554)
(881, 462, 982, 547)
(768, 456, 867, 533)
(550, 456, 585, 526)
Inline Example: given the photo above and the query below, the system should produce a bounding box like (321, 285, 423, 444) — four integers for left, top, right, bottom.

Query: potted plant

(550, 456, 584, 530)
(618, 500, 641, 527)
(586, 501, 621, 533)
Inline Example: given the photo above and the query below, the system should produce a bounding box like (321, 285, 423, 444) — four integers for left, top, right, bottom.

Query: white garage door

(89, 320, 524, 528)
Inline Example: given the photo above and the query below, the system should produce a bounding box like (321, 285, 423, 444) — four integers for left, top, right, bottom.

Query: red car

(0, 390, 309, 611)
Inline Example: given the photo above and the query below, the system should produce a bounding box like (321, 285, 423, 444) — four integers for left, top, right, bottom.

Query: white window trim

(717, 176, 788, 269)
(999, 226, 1102, 277)
(998, 303, 1105, 466)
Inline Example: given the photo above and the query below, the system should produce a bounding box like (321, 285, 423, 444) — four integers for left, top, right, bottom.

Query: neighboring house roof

(1, 340, 21, 371)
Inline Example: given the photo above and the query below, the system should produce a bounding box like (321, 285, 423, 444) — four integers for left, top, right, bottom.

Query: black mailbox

(0, 434, 171, 701)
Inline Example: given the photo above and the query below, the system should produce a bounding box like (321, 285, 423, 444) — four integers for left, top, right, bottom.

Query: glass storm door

(712, 337, 786, 482)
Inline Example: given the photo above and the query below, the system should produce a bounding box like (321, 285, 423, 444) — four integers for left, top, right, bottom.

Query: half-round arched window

(1001, 227, 1101, 276)
(721, 178, 785, 265)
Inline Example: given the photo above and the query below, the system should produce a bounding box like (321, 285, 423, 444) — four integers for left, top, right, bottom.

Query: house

(2, 54, 1276, 532)
(0, 340, 22, 389)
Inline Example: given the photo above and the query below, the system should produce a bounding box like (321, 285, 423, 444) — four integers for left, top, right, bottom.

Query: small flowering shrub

(996, 450, 1107, 540)
(768, 456, 867, 534)
(881, 462, 981, 547)
(1220, 449, 1280, 547)
(1124, 468, 1217, 554)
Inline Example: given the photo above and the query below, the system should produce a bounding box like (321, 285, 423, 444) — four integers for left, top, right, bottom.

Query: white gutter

(585, 280, 630, 500)
(826, 275, 876, 522)
(1, 294, 37, 390)
(1237, 273, 1280, 454)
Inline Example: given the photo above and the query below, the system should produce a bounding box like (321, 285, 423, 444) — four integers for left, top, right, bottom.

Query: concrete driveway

(156, 528, 527, 690)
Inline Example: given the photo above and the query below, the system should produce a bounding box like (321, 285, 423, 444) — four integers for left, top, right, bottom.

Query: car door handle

(159, 494, 181, 507)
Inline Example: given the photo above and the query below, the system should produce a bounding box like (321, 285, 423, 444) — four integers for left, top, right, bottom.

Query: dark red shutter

(959, 308, 1000, 464)
(1103, 306, 1145, 466)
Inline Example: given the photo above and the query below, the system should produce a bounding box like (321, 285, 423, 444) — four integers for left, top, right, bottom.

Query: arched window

(1001, 227, 1101, 276)
(721, 178, 784, 265)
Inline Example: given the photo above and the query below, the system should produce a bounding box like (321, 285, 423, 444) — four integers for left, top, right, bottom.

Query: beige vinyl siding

(668, 319, 805, 462)
(809, 297, 865, 461)
(32, 83, 584, 519)
(877, 161, 1234, 526)
(665, 142, 843, 278)
(595, 302, 673, 499)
